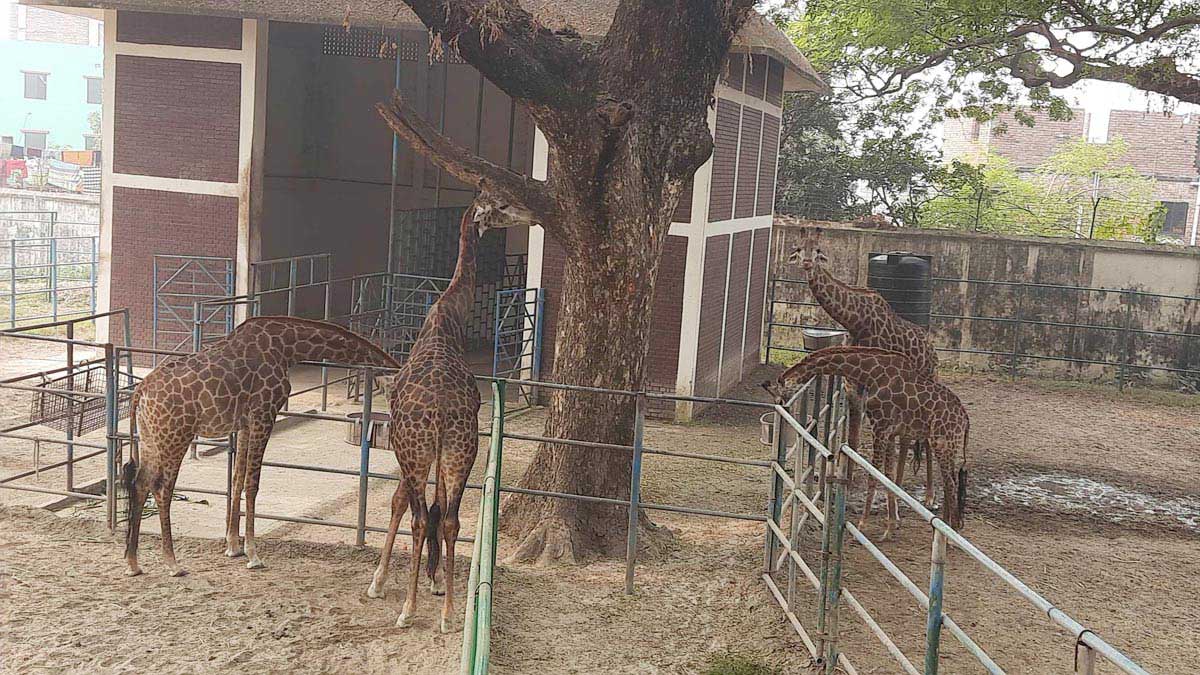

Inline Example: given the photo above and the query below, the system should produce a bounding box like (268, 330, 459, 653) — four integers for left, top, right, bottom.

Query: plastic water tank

(867, 252, 932, 328)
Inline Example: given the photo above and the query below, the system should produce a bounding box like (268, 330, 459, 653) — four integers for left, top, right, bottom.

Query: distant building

(943, 108, 1200, 245)
(1, 4, 103, 153)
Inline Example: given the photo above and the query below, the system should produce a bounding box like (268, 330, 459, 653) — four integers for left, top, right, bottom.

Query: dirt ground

(1, 336, 1198, 674)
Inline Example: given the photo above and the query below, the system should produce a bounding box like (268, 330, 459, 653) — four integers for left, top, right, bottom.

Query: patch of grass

(704, 652, 781, 675)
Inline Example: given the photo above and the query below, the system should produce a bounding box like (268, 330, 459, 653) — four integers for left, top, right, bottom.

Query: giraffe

(366, 204, 502, 633)
(764, 346, 970, 534)
(788, 225, 940, 525)
(123, 317, 401, 577)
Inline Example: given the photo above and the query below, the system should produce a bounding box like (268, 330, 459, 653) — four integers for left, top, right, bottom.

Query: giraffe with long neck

(367, 207, 488, 633)
(765, 346, 970, 532)
(124, 317, 401, 576)
(790, 226, 940, 528)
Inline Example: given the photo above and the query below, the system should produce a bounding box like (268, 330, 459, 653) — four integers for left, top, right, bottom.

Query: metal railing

(0, 311, 1153, 675)
(2, 234, 98, 328)
(766, 276, 1200, 389)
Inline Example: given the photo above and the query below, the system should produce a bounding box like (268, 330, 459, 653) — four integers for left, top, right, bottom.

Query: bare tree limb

(376, 92, 564, 235)
(399, 0, 593, 109)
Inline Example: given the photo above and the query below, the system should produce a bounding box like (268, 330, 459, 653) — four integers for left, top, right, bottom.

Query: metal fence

(767, 276, 1200, 390)
(1, 211, 98, 328)
(0, 311, 1152, 675)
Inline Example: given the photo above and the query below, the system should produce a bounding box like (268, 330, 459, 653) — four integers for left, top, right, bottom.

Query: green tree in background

(921, 139, 1161, 241)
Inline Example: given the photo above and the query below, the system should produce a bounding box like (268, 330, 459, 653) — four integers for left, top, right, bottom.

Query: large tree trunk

(380, 0, 758, 563)
(501, 227, 669, 563)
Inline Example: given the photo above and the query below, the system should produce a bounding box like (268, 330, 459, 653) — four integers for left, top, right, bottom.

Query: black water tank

(867, 252, 933, 328)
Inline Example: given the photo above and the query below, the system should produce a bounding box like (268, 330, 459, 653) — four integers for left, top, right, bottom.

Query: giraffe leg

(935, 441, 963, 529)
(924, 441, 936, 508)
(397, 488, 429, 629)
(368, 477, 413, 599)
(857, 440, 886, 531)
(884, 439, 910, 541)
(235, 413, 276, 570)
(154, 479, 187, 577)
(224, 438, 249, 558)
(438, 467, 470, 634)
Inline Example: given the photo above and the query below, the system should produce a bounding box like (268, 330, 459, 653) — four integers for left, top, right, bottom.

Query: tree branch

(376, 91, 563, 233)
(399, 0, 593, 109)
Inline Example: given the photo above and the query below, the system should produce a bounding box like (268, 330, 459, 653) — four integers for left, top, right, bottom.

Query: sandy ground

(1, 336, 1199, 674)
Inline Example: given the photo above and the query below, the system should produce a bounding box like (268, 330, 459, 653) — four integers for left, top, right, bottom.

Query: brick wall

(113, 55, 241, 182)
(720, 230, 751, 387)
(709, 99, 740, 222)
(695, 234, 729, 397)
(110, 187, 238, 350)
(743, 227, 771, 373)
(116, 11, 242, 49)
(943, 108, 1088, 170)
(735, 109, 762, 219)
(1108, 110, 1200, 178)
(537, 235, 687, 395)
(12, 6, 91, 44)
(757, 114, 780, 217)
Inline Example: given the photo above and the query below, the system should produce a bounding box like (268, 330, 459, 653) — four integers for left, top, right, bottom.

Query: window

(23, 131, 48, 151)
(24, 72, 48, 100)
(85, 76, 101, 104)
(84, 135, 101, 151)
(1161, 201, 1190, 238)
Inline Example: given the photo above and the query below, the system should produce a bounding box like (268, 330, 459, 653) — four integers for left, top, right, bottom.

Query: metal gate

(152, 255, 234, 363)
(492, 287, 543, 407)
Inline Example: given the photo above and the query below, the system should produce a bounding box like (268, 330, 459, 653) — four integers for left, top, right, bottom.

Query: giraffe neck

(778, 346, 914, 395)
(807, 263, 879, 337)
(242, 317, 401, 369)
(415, 210, 478, 353)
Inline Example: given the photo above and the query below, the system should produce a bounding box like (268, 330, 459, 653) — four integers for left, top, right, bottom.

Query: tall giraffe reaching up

(367, 204, 505, 633)
(789, 226, 940, 524)
(124, 317, 400, 577)
(764, 346, 970, 533)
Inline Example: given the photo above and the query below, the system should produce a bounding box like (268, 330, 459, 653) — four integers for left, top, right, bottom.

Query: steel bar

(624, 392, 646, 594)
(0, 431, 106, 449)
(822, 451, 849, 675)
(0, 447, 106, 484)
(355, 368, 374, 547)
(925, 530, 948, 674)
(0, 482, 105, 500)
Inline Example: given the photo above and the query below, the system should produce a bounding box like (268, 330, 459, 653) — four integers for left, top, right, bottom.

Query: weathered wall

(0, 188, 99, 234)
(770, 221, 1200, 384)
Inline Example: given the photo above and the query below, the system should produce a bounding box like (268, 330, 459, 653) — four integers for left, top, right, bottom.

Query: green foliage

(703, 652, 780, 675)
(921, 139, 1163, 241)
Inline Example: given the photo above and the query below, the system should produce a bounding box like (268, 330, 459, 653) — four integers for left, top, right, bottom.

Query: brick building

(943, 108, 1200, 245)
(29, 1, 823, 418)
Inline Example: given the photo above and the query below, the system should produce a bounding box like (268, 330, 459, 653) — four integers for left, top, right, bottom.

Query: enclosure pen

(0, 311, 1154, 674)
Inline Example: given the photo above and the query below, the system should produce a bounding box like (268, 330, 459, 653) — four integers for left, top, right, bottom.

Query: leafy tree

(794, 0, 1200, 113)
(921, 139, 1161, 240)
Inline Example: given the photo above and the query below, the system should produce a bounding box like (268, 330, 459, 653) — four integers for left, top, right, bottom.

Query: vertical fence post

(786, 382, 811, 608)
(90, 236, 98, 315)
(1010, 287, 1024, 381)
(48, 237, 58, 322)
(287, 260, 298, 316)
(624, 391, 646, 594)
(822, 448, 849, 675)
(1118, 289, 1134, 392)
(9, 239, 16, 328)
(103, 343, 117, 531)
(765, 405, 786, 574)
(765, 278, 776, 364)
(356, 367, 374, 547)
(1076, 643, 1097, 675)
(65, 322, 75, 492)
(192, 300, 202, 353)
(924, 529, 948, 675)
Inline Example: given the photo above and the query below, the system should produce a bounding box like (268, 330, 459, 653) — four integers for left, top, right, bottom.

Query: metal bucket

(801, 327, 848, 351)
(345, 411, 391, 449)
(759, 411, 799, 451)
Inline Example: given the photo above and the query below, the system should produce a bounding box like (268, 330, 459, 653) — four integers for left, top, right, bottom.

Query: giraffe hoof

(395, 613, 413, 629)
(125, 567, 143, 578)
(439, 618, 452, 635)
(430, 579, 446, 596)
(367, 583, 385, 599)
(246, 559, 266, 570)
(225, 547, 245, 558)
(169, 567, 189, 578)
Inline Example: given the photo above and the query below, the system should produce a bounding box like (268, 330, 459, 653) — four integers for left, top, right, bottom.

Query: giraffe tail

(425, 451, 444, 581)
(956, 422, 970, 524)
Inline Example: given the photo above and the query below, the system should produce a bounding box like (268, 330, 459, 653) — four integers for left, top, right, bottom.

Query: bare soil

(1, 338, 1198, 674)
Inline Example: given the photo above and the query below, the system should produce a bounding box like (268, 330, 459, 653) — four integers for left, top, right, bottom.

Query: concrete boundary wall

(769, 221, 1200, 384)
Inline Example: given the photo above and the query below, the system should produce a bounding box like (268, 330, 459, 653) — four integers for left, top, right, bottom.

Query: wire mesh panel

(28, 364, 135, 435)
(152, 255, 234, 362)
(492, 287, 544, 407)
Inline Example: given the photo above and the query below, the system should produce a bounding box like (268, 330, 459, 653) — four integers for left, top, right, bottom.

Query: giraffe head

(788, 226, 828, 272)
(473, 192, 534, 237)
